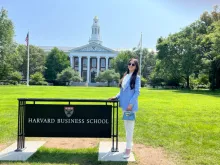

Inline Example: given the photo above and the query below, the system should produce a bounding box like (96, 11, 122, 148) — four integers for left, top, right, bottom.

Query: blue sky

(1, 0, 219, 49)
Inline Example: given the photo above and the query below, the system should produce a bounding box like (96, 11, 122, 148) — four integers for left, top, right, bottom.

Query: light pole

(140, 33, 142, 87)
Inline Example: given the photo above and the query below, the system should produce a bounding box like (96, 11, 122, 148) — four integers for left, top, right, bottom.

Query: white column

(106, 56, 109, 70)
(97, 57, 100, 76)
(87, 56, 90, 83)
(70, 55, 73, 68)
(78, 56, 82, 78)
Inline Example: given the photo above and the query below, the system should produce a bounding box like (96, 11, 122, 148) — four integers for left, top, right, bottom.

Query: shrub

(30, 72, 48, 85)
(56, 67, 82, 85)
(9, 71, 22, 84)
(141, 77, 147, 87)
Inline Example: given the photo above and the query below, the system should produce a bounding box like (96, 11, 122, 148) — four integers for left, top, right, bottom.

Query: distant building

(39, 17, 156, 83)
(40, 16, 119, 83)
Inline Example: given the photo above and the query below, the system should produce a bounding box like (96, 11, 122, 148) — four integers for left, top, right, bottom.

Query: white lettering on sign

(27, 118, 109, 124)
(57, 119, 85, 124)
(86, 119, 109, 124)
(28, 118, 56, 124)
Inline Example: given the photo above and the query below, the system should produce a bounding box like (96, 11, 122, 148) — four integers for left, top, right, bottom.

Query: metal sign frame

(15, 98, 119, 152)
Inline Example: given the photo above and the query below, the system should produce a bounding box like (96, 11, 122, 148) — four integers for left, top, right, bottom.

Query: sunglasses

(128, 62, 135, 66)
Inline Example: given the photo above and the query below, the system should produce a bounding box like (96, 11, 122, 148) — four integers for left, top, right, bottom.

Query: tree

(111, 51, 136, 78)
(133, 48, 156, 79)
(56, 67, 82, 85)
(150, 59, 183, 87)
(196, 6, 220, 89)
(153, 6, 220, 89)
(44, 47, 70, 81)
(156, 25, 205, 88)
(17, 44, 46, 78)
(156, 35, 183, 85)
(200, 21, 220, 89)
(200, 5, 220, 27)
(95, 69, 120, 86)
(111, 49, 156, 80)
(0, 8, 19, 80)
(178, 26, 202, 88)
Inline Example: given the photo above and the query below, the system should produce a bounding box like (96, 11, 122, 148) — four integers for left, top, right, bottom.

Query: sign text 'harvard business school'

(25, 104, 112, 138)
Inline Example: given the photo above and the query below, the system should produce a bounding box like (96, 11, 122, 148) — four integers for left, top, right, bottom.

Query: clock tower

(89, 16, 102, 45)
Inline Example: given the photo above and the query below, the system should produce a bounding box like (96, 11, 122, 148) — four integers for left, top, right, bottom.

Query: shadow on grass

(147, 88, 220, 97)
(172, 89, 220, 97)
(25, 147, 129, 165)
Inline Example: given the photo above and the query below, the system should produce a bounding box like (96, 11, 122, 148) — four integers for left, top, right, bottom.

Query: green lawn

(0, 86, 220, 165)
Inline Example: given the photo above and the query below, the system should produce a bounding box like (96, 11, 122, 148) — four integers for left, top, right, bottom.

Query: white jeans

(124, 118, 135, 149)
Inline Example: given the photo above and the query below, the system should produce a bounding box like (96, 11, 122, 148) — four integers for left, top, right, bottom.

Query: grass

(0, 86, 220, 165)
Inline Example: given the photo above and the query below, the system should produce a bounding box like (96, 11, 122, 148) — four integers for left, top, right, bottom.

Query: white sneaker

(123, 153, 130, 159)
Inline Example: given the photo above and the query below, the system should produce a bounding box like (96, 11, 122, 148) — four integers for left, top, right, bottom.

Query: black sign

(24, 104, 112, 138)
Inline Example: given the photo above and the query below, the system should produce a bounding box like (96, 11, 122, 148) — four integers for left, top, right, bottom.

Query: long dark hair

(119, 58, 139, 89)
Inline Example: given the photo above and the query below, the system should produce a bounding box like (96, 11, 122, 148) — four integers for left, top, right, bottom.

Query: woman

(109, 58, 140, 159)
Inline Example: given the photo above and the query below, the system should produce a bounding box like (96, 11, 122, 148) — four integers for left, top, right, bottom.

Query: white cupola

(89, 16, 102, 45)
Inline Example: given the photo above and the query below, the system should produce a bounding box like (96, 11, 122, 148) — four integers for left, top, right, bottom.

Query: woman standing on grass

(109, 58, 140, 159)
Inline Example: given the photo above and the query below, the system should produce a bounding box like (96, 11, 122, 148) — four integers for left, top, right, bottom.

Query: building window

(101, 58, 105, 68)
(74, 57, 79, 66)
(82, 58, 87, 69)
(95, 28, 97, 34)
(92, 58, 96, 67)
(108, 58, 112, 68)
(98, 28, 100, 34)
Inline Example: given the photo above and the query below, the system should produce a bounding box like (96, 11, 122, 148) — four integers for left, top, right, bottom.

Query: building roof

(38, 46, 156, 53)
(38, 46, 75, 53)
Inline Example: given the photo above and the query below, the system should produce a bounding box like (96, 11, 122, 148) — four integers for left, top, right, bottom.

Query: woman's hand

(127, 104, 133, 111)
(108, 97, 116, 100)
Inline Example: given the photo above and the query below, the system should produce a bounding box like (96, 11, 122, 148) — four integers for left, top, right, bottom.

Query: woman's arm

(129, 76, 140, 105)
(115, 91, 120, 100)
(108, 91, 120, 100)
